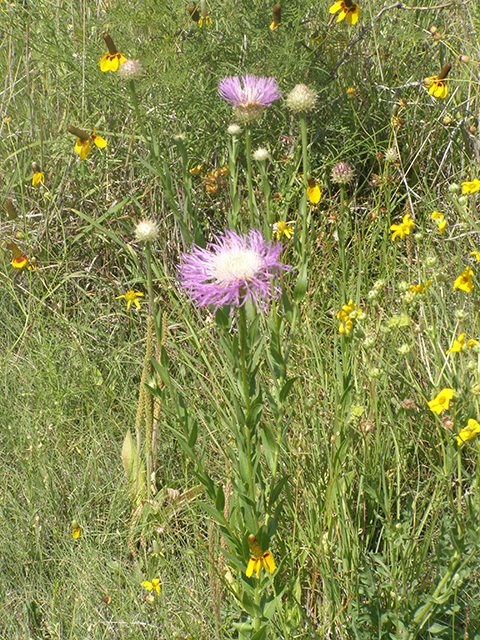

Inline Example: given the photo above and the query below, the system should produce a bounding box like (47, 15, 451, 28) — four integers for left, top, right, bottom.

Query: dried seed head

(67, 125, 89, 141)
(102, 33, 118, 55)
(188, 3, 200, 21)
(384, 147, 399, 163)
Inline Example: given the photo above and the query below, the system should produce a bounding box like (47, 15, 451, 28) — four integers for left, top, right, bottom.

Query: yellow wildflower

(116, 290, 144, 310)
(453, 266, 474, 293)
(428, 388, 454, 415)
(246, 535, 275, 578)
(273, 220, 294, 240)
(456, 419, 480, 446)
(462, 179, 480, 194)
(99, 33, 126, 72)
(390, 213, 415, 241)
(329, 0, 361, 24)
(307, 176, 321, 204)
(142, 578, 161, 595)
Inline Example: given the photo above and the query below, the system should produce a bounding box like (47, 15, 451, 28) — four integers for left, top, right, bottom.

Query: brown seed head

(102, 33, 118, 55)
(67, 125, 89, 141)
(188, 3, 200, 20)
(437, 63, 451, 80)
(272, 3, 281, 23)
(4, 199, 18, 220)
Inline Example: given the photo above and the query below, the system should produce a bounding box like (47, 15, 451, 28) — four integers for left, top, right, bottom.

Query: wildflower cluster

(431, 211, 447, 234)
(337, 300, 363, 335)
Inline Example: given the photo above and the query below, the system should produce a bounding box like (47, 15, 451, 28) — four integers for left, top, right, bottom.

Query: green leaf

(260, 425, 277, 471)
(293, 261, 308, 303)
(280, 377, 297, 403)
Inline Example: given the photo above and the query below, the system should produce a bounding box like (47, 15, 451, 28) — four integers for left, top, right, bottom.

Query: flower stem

(245, 126, 256, 228)
(238, 305, 258, 529)
(299, 112, 309, 263)
(127, 80, 151, 157)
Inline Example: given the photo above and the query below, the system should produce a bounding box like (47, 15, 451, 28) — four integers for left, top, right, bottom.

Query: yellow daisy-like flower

(462, 179, 480, 194)
(8, 241, 29, 269)
(453, 266, 474, 293)
(456, 419, 480, 446)
(329, 0, 361, 24)
(273, 220, 294, 240)
(307, 176, 321, 204)
(68, 126, 107, 160)
(142, 578, 161, 595)
(446, 333, 478, 354)
(270, 3, 281, 30)
(72, 520, 82, 539)
(390, 213, 415, 241)
(32, 163, 44, 186)
(337, 299, 362, 335)
(425, 63, 451, 100)
(116, 290, 144, 310)
(198, 14, 212, 26)
(427, 78, 448, 99)
(446, 333, 465, 354)
(409, 280, 432, 294)
(470, 251, 480, 261)
(99, 33, 126, 72)
(428, 388, 454, 415)
(246, 535, 275, 578)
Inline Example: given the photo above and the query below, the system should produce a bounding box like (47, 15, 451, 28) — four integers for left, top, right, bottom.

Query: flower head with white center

(179, 229, 289, 313)
(135, 219, 159, 244)
(218, 75, 281, 124)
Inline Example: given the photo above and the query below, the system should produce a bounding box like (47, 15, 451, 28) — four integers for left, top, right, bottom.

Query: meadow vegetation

(2, 0, 480, 638)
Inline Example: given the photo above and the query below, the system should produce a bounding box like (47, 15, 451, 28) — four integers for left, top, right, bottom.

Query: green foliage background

(2, 0, 480, 638)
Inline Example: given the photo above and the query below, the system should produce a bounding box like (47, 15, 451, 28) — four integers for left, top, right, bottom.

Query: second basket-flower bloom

(218, 75, 281, 124)
(179, 229, 289, 313)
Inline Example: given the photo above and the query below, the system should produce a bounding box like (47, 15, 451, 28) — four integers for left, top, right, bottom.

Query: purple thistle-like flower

(179, 229, 289, 313)
(218, 75, 281, 124)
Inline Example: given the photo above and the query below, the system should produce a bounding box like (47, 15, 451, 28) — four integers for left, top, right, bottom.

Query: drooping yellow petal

(262, 551, 275, 574)
(93, 135, 107, 149)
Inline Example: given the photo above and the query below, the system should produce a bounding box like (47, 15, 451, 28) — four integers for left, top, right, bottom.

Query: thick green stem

(238, 305, 258, 529)
(245, 126, 255, 227)
(299, 113, 309, 259)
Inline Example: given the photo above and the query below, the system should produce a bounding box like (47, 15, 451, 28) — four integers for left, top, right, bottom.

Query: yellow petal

(93, 135, 107, 149)
(246, 558, 255, 578)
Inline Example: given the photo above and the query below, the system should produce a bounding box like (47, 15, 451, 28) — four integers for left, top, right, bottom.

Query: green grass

(2, 0, 480, 638)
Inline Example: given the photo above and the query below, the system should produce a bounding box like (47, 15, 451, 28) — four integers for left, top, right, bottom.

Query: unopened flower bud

(331, 161, 354, 185)
(135, 219, 159, 243)
(448, 183, 460, 194)
(227, 123, 242, 135)
(253, 147, 270, 162)
(285, 84, 317, 113)
(458, 195, 468, 206)
(118, 59, 143, 81)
